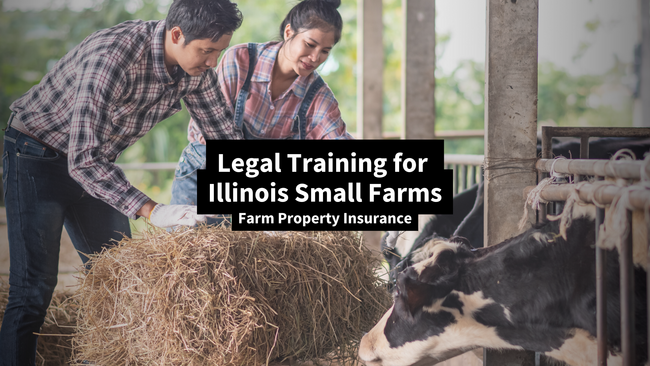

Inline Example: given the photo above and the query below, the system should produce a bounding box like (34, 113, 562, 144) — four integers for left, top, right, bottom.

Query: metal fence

(445, 154, 484, 196)
(527, 126, 650, 366)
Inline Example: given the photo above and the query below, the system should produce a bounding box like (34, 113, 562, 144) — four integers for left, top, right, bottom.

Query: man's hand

(149, 203, 214, 228)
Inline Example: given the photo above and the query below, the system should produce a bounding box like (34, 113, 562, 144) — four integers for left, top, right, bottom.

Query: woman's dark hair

(166, 0, 243, 45)
(279, 0, 343, 44)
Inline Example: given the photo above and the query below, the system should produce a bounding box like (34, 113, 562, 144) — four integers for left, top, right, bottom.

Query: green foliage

(0, 0, 636, 201)
(436, 60, 485, 154)
(538, 60, 633, 128)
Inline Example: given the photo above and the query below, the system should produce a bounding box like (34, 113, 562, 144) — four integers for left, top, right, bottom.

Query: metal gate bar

(522, 183, 650, 210)
(536, 159, 647, 180)
(621, 210, 635, 365)
(539, 126, 650, 366)
(524, 183, 646, 366)
(596, 203, 607, 366)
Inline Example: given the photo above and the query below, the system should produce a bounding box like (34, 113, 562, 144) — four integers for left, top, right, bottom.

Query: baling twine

(517, 156, 569, 231)
(518, 149, 650, 252)
(596, 151, 650, 252)
(482, 157, 538, 181)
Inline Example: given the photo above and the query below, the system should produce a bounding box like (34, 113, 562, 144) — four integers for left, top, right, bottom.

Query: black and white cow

(360, 206, 648, 366)
(381, 182, 484, 291)
(380, 138, 650, 293)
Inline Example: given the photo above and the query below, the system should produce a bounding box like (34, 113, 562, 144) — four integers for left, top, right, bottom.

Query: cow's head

(360, 238, 510, 366)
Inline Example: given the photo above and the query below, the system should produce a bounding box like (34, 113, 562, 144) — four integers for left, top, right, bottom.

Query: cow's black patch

(473, 302, 507, 327)
(441, 292, 464, 315)
(495, 325, 569, 352)
(385, 307, 456, 348)
(473, 300, 569, 352)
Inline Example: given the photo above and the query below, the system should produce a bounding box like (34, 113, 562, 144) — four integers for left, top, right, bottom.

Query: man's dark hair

(279, 0, 343, 44)
(166, 0, 243, 45)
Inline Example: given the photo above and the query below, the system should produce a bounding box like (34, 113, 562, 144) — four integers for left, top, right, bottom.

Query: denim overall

(170, 43, 325, 225)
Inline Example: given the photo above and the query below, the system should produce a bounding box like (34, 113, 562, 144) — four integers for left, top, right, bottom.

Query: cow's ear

(417, 249, 459, 297)
(399, 267, 433, 316)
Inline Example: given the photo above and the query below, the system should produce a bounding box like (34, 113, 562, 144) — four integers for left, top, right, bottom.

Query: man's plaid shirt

(10, 20, 242, 219)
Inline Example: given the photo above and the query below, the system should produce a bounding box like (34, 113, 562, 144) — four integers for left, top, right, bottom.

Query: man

(0, 0, 243, 363)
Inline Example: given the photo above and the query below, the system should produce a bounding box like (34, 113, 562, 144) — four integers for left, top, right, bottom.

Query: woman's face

(281, 25, 336, 78)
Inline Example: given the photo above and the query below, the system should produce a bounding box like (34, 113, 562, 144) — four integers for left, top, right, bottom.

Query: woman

(170, 0, 352, 224)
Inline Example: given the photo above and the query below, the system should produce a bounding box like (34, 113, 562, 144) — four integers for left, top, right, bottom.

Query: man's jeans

(170, 141, 230, 226)
(0, 126, 131, 366)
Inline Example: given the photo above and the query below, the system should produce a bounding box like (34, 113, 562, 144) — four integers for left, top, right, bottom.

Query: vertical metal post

(575, 135, 590, 182)
(401, 0, 436, 139)
(452, 164, 458, 196)
(460, 165, 468, 193)
(358, 0, 384, 257)
(620, 210, 635, 366)
(484, 0, 538, 363)
(469, 165, 477, 186)
(539, 127, 551, 223)
(596, 195, 608, 366)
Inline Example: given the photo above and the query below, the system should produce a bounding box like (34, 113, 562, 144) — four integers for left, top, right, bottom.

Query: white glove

(149, 204, 216, 228)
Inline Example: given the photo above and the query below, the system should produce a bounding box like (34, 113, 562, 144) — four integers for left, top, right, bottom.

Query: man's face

(169, 27, 232, 76)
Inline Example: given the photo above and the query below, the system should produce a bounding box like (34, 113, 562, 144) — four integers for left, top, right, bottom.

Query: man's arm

(66, 52, 151, 219)
(66, 52, 221, 228)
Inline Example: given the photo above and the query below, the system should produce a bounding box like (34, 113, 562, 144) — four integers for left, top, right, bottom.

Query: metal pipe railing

(522, 183, 650, 210)
(444, 154, 484, 195)
(350, 129, 485, 140)
(444, 154, 484, 166)
(536, 159, 648, 181)
(539, 126, 650, 366)
(621, 210, 636, 365)
(540, 127, 650, 139)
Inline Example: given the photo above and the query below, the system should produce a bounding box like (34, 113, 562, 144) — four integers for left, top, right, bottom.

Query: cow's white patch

(544, 328, 622, 366)
(428, 290, 514, 324)
(413, 241, 459, 276)
(359, 305, 447, 366)
(531, 231, 551, 244)
(360, 291, 519, 366)
(393, 215, 435, 256)
(410, 238, 454, 265)
(502, 305, 514, 323)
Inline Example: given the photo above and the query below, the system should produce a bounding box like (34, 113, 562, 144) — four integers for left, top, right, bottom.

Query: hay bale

(0, 279, 78, 366)
(73, 227, 391, 365)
